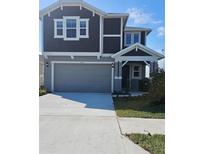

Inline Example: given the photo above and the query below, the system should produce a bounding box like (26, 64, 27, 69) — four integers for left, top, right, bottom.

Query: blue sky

(39, 0, 165, 67)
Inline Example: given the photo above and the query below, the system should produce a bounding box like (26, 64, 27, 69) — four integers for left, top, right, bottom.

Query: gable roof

(40, 0, 129, 20)
(111, 43, 164, 60)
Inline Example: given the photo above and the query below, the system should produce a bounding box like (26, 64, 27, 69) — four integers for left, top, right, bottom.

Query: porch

(112, 43, 164, 93)
(121, 61, 147, 92)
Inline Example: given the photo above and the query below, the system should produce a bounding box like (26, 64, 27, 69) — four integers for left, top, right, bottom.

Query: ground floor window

(132, 64, 141, 79)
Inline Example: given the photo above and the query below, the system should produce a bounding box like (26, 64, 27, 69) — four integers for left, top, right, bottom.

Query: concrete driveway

(40, 92, 115, 116)
(40, 93, 149, 154)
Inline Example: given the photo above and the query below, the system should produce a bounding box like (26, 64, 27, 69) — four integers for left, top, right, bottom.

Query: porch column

(114, 61, 122, 92)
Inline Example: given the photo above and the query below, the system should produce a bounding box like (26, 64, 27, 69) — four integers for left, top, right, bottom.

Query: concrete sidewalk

(118, 117, 165, 135)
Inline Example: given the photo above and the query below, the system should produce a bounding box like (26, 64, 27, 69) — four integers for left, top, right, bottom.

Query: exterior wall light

(46, 62, 49, 67)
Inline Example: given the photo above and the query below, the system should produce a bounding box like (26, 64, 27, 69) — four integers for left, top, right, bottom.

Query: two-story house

(40, 0, 164, 93)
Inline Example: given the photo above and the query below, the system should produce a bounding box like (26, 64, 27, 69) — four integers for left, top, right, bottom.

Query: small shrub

(39, 86, 47, 96)
(148, 69, 165, 105)
(139, 78, 150, 92)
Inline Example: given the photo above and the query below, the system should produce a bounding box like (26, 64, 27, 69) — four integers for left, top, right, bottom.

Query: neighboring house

(39, 55, 44, 87)
(39, 0, 164, 93)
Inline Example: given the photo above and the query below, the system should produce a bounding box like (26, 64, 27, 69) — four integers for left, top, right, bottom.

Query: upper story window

(133, 33, 140, 43)
(79, 19, 89, 38)
(54, 19, 63, 38)
(124, 32, 141, 46)
(64, 17, 79, 40)
(126, 33, 132, 45)
(54, 16, 89, 41)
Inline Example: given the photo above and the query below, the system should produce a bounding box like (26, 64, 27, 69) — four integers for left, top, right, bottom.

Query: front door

(122, 65, 130, 91)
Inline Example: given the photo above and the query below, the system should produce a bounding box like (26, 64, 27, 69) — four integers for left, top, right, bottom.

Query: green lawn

(127, 133, 165, 154)
(113, 96, 165, 119)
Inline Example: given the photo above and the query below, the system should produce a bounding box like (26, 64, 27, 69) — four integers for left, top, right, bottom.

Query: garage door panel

(54, 64, 111, 92)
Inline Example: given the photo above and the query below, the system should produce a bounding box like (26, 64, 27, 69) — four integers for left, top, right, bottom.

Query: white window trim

(133, 32, 141, 44)
(54, 19, 64, 38)
(131, 64, 142, 79)
(124, 32, 141, 47)
(51, 61, 114, 93)
(120, 17, 123, 50)
(79, 19, 89, 38)
(54, 16, 90, 41)
(63, 16, 80, 41)
(124, 32, 132, 46)
(99, 15, 103, 54)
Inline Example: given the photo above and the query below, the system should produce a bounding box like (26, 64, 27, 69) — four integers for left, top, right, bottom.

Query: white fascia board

(81, 1, 106, 15)
(39, 1, 129, 20)
(112, 43, 164, 60)
(39, 1, 60, 18)
(43, 52, 114, 57)
(51, 61, 113, 64)
(105, 13, 129, 17)
(136, 43, 165, 59)
(39, 1, 106, 18)
(124, 28, 152, 34)
(116, 56, 158, 62)
(43, 52, 101, 56)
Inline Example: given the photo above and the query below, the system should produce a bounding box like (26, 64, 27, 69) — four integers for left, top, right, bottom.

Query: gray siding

(103, 37, 120, 53)
(131, 64, 146, 91)
(150, 61, 159, 75)
(114, 79, 122, 92)
(121, 62, 146, 91)
(103, 18, 121, 34)
(131, 79, 139, 91)
(43, 6, 100, 52)
(140, 31, 146, 45)
(44, 56, 114, 92)
(44, 56, 147, 92)
(114, 61, 122, 77)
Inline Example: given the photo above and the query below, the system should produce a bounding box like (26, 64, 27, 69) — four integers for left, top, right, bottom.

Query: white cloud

(157, 26, 165, 36)
(126, 8, 162, 25)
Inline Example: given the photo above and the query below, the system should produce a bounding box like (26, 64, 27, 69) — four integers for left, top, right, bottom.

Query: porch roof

(111, 43, 164, 61)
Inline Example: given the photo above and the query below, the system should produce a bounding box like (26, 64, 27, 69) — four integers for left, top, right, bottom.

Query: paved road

(39, 93, 149, 154)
